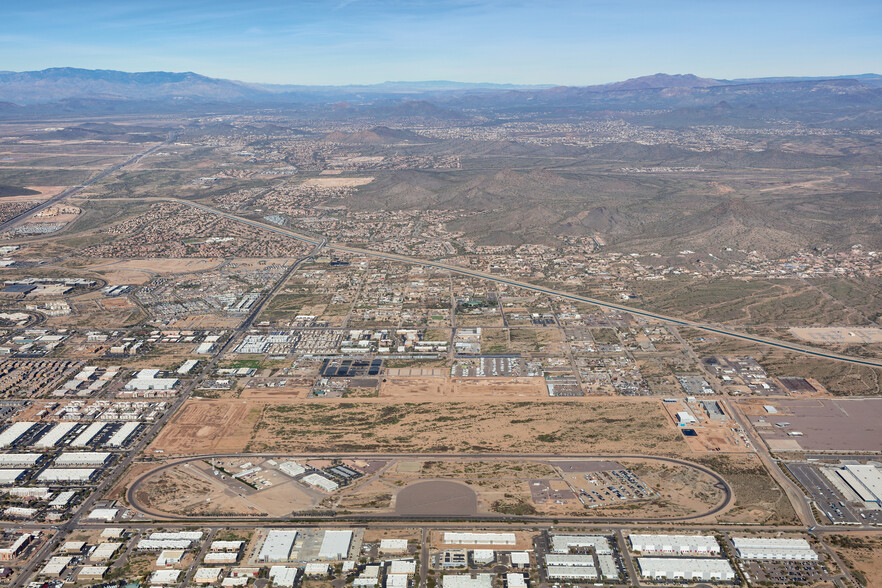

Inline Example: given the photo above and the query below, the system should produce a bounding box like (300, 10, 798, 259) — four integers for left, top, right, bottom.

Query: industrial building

(629, 534, 720, 555)
(90, 543, 122, 562)
(55, 451, 111, 467)
(106, 421, 141, 447)
(78, 566, 107, 579)
(0, 469, 26, 485)
(509, 552, 530, 567)
(34, 422, 77, 448)
(835, 464, 882, 505)
(472, 550, 494, 565)
(546, 566, 598, 580)
(545, 554, 595, 567)
(205, 552, 238, 564)
(380, 539, 408, 553)
(37, 468, 97, 483)
(701, 400, 727, 420)
(279, 461, 306, 477)
(258, 530, 298, 562)
(71, 423, 106, 447)
(303, 472, 339, 492)
(731, 537, 818, 561)
(637, 558, 735, 581)
(149, 570, 181, 585)
(194, 567, 222, 584)
(124, 369, 178, 391)
(676, 412, 697, 426)
(506, 573, 526, 588)
(318, 529, 353, 559)
(269, 566, 299, 587)
(0, 422, 35, 448)
(550, 535, 612, 554)
(443, 533, 516, 546)
(0, 453, 42, 466)
(442, 574, 493, 588)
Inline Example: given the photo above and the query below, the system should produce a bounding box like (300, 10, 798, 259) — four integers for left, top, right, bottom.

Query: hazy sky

(3, 0, 881, 85)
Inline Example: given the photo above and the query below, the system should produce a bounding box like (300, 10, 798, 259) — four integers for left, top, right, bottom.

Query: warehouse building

(34, 422, 77, 448)
(550, 535, 612, 554)
(0, 453, 42, 467)
(302, 473, 339, 492)
(205, 552, 238, 564)
(546, 566, 598, 580)
(150, 531, 203, 541)
(0, 469, 26, 485)
(37, 468, 96, 483)
(545, 554, 595, 567)
(638, 558, 735, 581)
(55, 452, 111, 467)
(194, 567, 222, 584)
(676, 412, 697, 426)
(380, 539, 408, 553)
(137, 539, 193, 550)
(149, 570, 181, 585)
(71, 422, 106, 447)
(318, 530, 353, 559)
(442, 574, 493, 588)
(731, 537, 818, 561)
(0, 422, 35, 448)
(444, 533, 516, 546)
(629, 534, 720, 555)
(279, 461, 306, 477)
(509, 552, 530, 568)
(90, 543, 122, 562)
(269, 566, 299, 587)
(105, 421, 141, 447)
(9, 487, 50, 499)
(78, 566, 107, 579)
(258, 530, 298, 562)
(211, 541, 244, 552)
(835, 464, 882, 505)
(124, 369, 178, 391)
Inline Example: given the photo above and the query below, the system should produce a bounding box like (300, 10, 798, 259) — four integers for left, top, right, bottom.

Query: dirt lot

(379, 377, 547, 400)
(249, 399, 685, 455)
(790, 327, 882, 344)
(149, 399, 263, 455)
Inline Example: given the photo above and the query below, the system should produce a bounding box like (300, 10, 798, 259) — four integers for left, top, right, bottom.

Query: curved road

(163, 198, 882, 369)
(126, 452, 732, 524)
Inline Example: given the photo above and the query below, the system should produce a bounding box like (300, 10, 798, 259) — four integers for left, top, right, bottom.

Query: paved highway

(166, 198, 882, 369)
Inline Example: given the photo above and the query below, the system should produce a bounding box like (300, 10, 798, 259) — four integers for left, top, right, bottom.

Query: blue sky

(2, 0, 881, 85)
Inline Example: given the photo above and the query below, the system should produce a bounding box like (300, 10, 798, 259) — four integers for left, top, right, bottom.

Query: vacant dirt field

(791, 327, 882, 344)
(249, 400, 686, 455)
(150, 399, 263, 455)
(379, 377, 547, 400)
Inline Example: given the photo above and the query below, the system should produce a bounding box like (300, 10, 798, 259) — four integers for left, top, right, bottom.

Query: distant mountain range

(2, 68, 882, 123)
(1, 67, 880, 105)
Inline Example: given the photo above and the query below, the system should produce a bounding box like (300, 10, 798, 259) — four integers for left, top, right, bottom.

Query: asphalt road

(125, 452, 732, 524)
